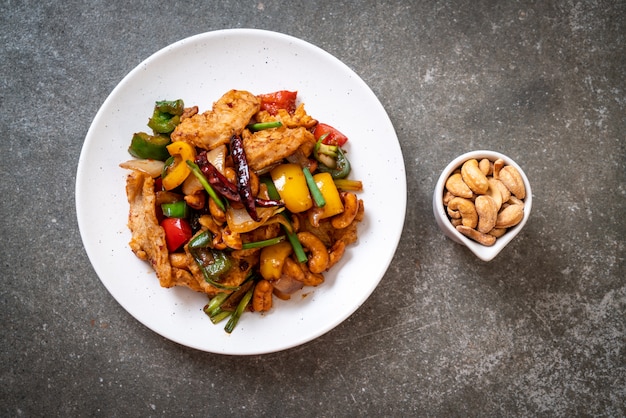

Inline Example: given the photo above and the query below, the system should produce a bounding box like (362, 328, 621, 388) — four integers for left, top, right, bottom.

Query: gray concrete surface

(2, 1, 624, 416)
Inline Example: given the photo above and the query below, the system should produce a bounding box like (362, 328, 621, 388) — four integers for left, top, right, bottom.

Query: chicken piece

(171, 90, 260, 150)
(125, 171, 173, 287)
(242, 126, 316, 172)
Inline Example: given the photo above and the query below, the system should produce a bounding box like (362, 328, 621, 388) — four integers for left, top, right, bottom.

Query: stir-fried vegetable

(162, 142, 196, 190)
(241, 235, 286, 250)
(270, 164, 313, 213)
(224, 287, 254, 333)
(314, 123, 349, 147)
(258, 90, 297, 115)
(186, 160, 227, 212)
(188, 230, 238, 290)
(312, 172, 344, 219)
(161, 200, 189, 218)
(127, 100, 185, 160)
(303, 167, 326, 208)
(262, 177, 308, 264)
(259, 241, 293, 280)
(316, 145, 351, 179)
(333, 178, 363, 192)
(312, 124, 352, 179)
(161, 218, 192, 252)
(148, 99, 185, 133)
(128, 132, 171, 160)
(247, 121, 283, 132)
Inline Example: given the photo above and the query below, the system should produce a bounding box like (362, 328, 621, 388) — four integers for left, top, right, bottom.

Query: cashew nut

(507, 196, 525, 206)
(488, 228, 507, 238)
(331, 192, 359, 229)
(450, 218, 463, 227)
(198, 215, 221, 235)
(447, 205, 462, 219)
(499, 165, 526, 200)
(223, 167, 237, 185)
(249, 170, 260, 197)
(219, 226, 242, 250)
(282, 257, 324, 286)
(297, 231, 330, 273)
(281, 257, 306, 282)
(456, 225, 497, 246)
(290, 213, 301, 232)
(443, 190, 456, 206)
(447, 197, 478, 229)
(252, 279, 273, 312)
(327, 240, 346, 269)
(486, 178, 501, 210)
(495, 204, 524, 228)
(487, 178, 509, 210)
(208, 195, 227, 224)
(461, 159, 489, 195)
(479, 158, 493, 176)
(475, 195, 498, 233)
(307, 206, 325, 228)
(445, 172, 473, 198)
(298, 261, 325, 286)
(493, 158, 505, 179)
(184, 191, 206, 210)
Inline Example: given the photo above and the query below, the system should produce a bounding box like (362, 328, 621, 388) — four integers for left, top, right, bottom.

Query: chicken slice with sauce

(126, 171, 173, 287)
(242, 126, 316, 172)
(171, 89, 260, 150)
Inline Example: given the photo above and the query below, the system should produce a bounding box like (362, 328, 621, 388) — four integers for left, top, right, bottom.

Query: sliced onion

(226, 206, 285, 233)
(272, 275, 304, 299)
(119, 159, 165, 178)
(182, 172, 203, 195)
(205, 144, 227, 173)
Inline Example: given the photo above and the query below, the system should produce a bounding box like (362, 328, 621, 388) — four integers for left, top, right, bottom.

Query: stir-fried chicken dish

(120, 90, 364, 332)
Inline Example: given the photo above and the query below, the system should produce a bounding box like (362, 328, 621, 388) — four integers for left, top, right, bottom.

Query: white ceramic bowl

(432, 150, 532, 261)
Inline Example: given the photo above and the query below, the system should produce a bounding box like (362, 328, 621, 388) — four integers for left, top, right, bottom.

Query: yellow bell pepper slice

(259, 241, 293, 280)
(313, 172, 344, 219)
(270, 163, 313, 213)
(162, 141, 196, 190)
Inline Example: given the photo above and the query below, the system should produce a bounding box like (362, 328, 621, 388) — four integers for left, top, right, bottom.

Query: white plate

(76, 29, 406, 355)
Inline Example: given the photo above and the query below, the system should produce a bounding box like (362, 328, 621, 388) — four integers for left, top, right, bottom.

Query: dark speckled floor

(1, 1, 624, 416)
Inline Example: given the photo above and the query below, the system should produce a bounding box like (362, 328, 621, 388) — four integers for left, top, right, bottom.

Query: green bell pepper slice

(128, 132, 171, 160)
(188, 232, 238, 290)
(148, 99, 184, 134)
(161, 201, 189, 219)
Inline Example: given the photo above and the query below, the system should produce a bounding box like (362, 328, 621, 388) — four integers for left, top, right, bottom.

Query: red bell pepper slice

(161, 218, 192, 252)
(313, 123, 349, 147)
(258, 90, 297, 115)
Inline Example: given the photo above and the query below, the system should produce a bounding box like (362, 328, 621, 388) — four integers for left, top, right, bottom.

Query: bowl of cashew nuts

(433, 150, 532, 261)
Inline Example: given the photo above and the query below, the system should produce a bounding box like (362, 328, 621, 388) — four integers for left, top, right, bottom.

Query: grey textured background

(2, 1, 624, 416)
